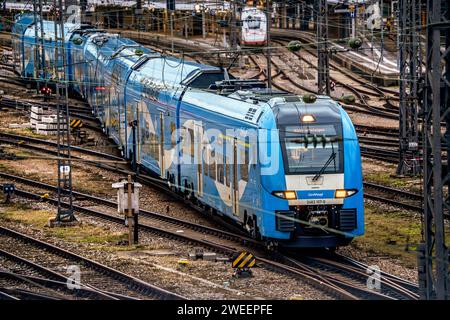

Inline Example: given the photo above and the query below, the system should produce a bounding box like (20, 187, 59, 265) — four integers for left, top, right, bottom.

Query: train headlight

(272, 191, 297, 200)
(301, 114, 316, 123)
(335, 189, 357, 198)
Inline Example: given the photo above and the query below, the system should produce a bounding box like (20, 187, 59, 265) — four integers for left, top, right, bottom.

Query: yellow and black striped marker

(232, 251, 256, 269)
(70, 119, 83, 130)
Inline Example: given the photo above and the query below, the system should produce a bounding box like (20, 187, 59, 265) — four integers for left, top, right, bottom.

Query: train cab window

(246, 17, 261, 29)
(281, 124, 343, 175)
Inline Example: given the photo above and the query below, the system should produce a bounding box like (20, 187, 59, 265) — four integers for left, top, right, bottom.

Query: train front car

(241, 7, 267, 46)
(257, 95, 364, 249)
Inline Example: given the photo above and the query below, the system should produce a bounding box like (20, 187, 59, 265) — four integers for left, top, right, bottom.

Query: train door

(195, 122, 204, 197)
(136, 101, 142, 165)
(126, 100, 136, 161)
(231, 137, 239, 216)
(118, 89, 126, 148)
(159, 112, 165, 178)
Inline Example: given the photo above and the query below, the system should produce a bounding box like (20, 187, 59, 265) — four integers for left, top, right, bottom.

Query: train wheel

(167, 172, 173, 189)
(265, 240, 279, 252)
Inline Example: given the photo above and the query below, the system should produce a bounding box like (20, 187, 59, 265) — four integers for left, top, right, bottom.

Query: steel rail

(0, 225, 186, 300)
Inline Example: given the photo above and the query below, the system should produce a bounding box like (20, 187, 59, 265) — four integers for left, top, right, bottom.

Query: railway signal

(2, 183, 15, 204)
(40, 86, 51, 101)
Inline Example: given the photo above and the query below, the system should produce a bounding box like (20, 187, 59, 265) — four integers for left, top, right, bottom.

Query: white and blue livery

(12, 15, 364, 248)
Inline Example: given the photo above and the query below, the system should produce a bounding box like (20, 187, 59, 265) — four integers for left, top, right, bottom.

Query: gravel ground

(0, 199, 333, 300)
(337, 245, 418, 284)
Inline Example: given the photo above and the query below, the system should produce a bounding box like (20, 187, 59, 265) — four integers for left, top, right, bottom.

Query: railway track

(0, 226, 185, 300)
(0, 95, 104, 134)
(0, 95, 95, 117)
(269, 39, 398, 108)
(270, 30, 399, 88)
(247, 52, 400, 130)
(257, 50, 399, 120)
(359, 146, 399, 163)
(271, 37, 399, 101)
(0, 253, 122, 300)
(0, 171, 420, 300)
(283, 253, 419, 300)
(0, 171, 261, 249)
(363, 181, 426, 215)
(0, 131, 122, 162)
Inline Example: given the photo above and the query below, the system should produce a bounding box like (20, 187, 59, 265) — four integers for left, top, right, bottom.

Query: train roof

(22, 18, 80, 43)
(78, 30, 222, 88)
(84, 33, 146, 60)
(226, 89, 342, 125)
(128, 55, 224, 89)
(182, 88, 268, 126)
(269, 96, 343, 125)
(180, 89, 341, 127)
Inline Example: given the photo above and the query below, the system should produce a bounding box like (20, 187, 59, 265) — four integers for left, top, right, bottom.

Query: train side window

(240, 144, 249, 182)
(217, 152, 224, 184)
(149, 132, 160, 161)
(181, 127, 190, 158)
(188, 128, 194, 159)
(204, 149, 209, 177)
(225, 153, 230, 187)
(209, 150, 216, 180)
(170, 121, 176, 147)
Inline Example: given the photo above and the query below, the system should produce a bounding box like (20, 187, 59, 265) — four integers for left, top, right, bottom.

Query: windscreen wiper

(312, 151, 336, 181)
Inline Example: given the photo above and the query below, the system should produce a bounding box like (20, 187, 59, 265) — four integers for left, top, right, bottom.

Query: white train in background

(241, 7, 267, 46)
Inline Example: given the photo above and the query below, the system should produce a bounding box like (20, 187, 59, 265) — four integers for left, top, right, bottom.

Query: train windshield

(245, 17, 262, 29)
(281, 123, 343, 175)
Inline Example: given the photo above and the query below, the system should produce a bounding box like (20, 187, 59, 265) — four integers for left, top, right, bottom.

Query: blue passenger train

(12, 14, 364, 249)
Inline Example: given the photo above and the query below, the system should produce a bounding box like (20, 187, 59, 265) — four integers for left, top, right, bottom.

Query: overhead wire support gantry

(316, 0, 330, 96)
(396, 0, 422, 177)
(52, 0, 76, 224)
(419, 0, 450, 300)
